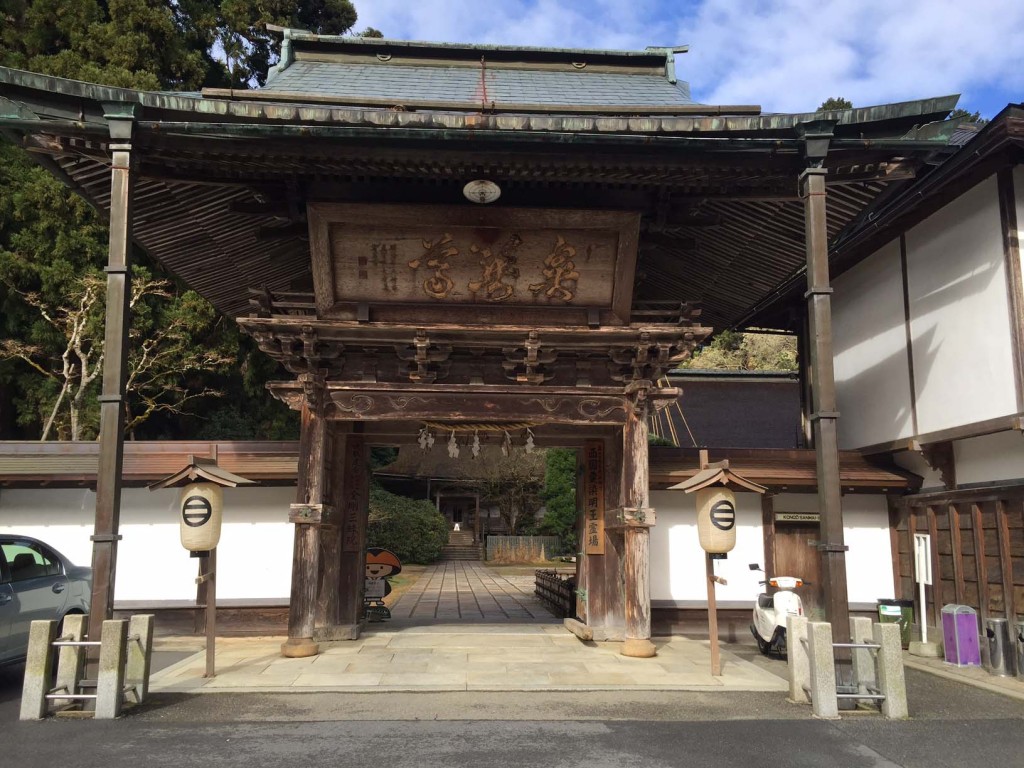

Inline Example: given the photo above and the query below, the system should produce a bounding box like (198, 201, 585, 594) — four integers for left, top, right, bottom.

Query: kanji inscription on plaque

(309, 204, 640, 323)
(584, 439, 605, 556)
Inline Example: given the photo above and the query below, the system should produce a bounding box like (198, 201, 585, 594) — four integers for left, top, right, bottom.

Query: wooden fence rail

(486, 535, 562, 560)
(535, 569, 576, 618)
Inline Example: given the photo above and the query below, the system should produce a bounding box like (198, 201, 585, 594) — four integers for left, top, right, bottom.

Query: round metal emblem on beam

(463, 179, 501, 204)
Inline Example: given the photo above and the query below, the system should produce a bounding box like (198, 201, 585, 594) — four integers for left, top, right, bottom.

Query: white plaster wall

(954, 430, 1024, 485)
(649, 491, 894, 605)
(0, 486, 294, 603)
(832, 240, 915, 449)
(906, 176, 1017, 433)
(649, 490, 765, 603)
(892, 451, 943, 491)
(1016, 166, 1024, 296)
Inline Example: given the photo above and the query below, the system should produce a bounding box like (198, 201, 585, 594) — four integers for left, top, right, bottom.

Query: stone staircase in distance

(440, 530, 483, 561)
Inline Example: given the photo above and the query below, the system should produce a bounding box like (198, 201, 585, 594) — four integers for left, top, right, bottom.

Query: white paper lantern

(696, 486, 737, 554)
(179, 482, 223, 552)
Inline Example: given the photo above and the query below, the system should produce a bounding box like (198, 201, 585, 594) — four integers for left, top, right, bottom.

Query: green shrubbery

(366, 486, 449, 564)
(537, 448, 578, 555)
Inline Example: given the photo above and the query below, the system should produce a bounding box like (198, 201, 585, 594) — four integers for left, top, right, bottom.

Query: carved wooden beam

(920, 440, 957, 490)
(268, 381, 630, 425)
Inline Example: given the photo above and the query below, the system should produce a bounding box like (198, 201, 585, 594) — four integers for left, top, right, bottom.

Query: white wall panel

(1015, 166, 1024, 296)
(649, 490, 765, 603)
(649, 491, 893, 604)
(0, 486, 294, 603)
(769, 494, 893, 604)
(954, 430, 1024, 485)
(906, 176, 1017, 433)
(832, 240, 915, 449)
(892, 451, 943, 491)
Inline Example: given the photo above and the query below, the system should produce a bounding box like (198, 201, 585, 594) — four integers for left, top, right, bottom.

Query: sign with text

(309, 204, 639, 325)
(583, 439, 605, 556)
(913, 533, 932, 585)
(775, 512, 821, 524)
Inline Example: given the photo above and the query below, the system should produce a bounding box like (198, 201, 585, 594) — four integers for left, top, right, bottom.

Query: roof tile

(263, 61, 697, 109)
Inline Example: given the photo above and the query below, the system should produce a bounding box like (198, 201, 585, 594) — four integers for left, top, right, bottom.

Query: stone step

(440, 544, 484, 561)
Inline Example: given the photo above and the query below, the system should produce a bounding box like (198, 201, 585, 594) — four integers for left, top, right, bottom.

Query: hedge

(366, 486, 450, 564)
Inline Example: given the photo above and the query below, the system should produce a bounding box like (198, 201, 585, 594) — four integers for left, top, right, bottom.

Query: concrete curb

(903, 656, 1024, 703)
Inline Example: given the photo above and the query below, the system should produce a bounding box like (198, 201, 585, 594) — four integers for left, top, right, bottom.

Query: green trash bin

(878, 598, 914, 649)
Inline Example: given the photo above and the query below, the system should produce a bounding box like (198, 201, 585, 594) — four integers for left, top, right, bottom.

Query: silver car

(0, 535, 91, 666)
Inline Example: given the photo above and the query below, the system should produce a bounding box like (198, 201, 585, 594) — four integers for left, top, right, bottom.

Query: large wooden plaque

(309, 204, 639, 325)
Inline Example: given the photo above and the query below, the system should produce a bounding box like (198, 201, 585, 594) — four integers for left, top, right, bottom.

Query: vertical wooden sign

(341, 435, 367, 552)
(584, 439, 605, 555)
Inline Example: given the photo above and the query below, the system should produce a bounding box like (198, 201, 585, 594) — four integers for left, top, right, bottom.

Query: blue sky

(354, 0, 1023, 118)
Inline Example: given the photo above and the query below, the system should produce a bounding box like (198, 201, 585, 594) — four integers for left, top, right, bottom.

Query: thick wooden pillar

(315, 422, 349, 637)
(581, 435, 624, 637)
(335, 430, 368, 633)
(802, 165, 851, 641)
(282, 377, 332, 657)
(88, 106, 138, 649)
(621, 386, 656, 658)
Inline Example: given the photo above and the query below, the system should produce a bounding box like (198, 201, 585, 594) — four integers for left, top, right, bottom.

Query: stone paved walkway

(146, 562, 786, 694)
(149, 629, 787, 693)
(389, 562, 555, 623)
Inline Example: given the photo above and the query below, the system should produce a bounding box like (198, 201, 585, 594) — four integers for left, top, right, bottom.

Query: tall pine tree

(0, 0, 363, 439)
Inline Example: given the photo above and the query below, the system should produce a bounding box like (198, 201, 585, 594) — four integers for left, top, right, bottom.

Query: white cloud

(353, 0, 1023, 114)
(679, 0, 1024, 112)
(354, 0, 672, 50)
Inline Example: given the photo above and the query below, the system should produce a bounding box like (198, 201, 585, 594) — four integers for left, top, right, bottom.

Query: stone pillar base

(908, 640, 942, 658)
(313, 624, 362, 642)
(620, 638, 657, 658)
(281, 638, 320, 658)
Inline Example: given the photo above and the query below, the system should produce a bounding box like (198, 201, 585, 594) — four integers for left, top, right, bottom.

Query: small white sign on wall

(913, 533, 932, 586)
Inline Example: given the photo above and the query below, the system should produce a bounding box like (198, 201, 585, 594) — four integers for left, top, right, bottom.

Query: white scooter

(748, 563, 807, 658)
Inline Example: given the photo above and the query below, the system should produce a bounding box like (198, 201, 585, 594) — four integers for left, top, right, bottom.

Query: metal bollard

(787, 614, 810, 704)
(94, 619, 128, 720)
(19, 620, 57, 720)
(807, 621, 839, 719)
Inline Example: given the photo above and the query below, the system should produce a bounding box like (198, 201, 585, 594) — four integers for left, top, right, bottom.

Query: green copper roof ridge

(274, 28, 672, 61)
(0, 66, 960, 138)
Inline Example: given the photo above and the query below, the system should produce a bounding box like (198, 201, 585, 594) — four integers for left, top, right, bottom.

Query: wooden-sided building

(749, 106, 1024, 639)
(0, 30, 963, 656)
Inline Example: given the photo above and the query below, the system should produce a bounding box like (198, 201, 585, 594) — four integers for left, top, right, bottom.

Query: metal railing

(790, 616, 907, 720)
(20, 614, 155, 720)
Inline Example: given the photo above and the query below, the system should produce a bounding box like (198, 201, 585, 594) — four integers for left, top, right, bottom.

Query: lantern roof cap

(147, 454, 254, 490)
(667, 459, 767, 495)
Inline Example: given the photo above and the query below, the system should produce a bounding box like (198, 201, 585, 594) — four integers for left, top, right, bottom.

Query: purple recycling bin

(942, 604, 981, 666)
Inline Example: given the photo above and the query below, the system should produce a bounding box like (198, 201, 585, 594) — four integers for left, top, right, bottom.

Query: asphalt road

(2, 653, 1023, 768)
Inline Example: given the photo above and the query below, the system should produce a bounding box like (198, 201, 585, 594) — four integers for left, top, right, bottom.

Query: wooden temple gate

(241, 204, 711, 657)
(0, 34, 961, 660)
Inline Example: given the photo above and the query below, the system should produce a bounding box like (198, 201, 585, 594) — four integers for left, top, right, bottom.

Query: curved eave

(739, 104, 1024, 331)
(0, 66, 958, 142)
